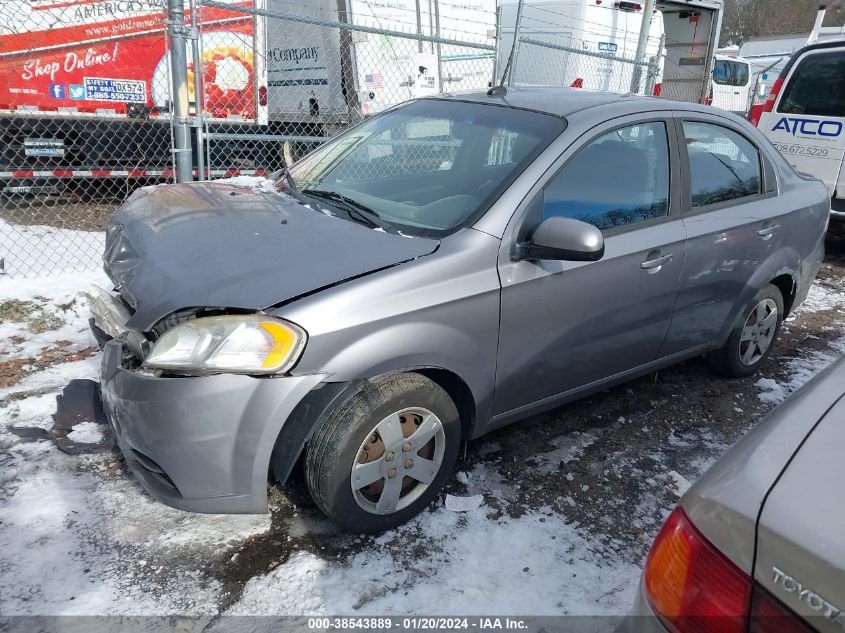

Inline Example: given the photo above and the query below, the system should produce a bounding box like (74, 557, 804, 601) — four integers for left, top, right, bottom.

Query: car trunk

(754, 395, 845, 633)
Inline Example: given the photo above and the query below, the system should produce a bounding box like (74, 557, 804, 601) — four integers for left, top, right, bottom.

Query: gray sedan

(623, 354, 845, 633)
(91, 88, 829, 532)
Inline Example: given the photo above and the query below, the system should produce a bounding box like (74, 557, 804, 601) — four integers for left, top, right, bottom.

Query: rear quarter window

(778, 50, 845, 117)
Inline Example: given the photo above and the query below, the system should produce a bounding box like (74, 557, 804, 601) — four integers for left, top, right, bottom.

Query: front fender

(296, 320, 497, 436)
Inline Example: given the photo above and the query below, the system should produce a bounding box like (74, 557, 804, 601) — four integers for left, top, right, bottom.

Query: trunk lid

(105, 181, 438, 331)
(754, 393, 845, 633)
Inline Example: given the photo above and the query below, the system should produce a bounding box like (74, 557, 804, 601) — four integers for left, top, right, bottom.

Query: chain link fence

(195, 0, 498, 176)
(0, 0, 179, 276)
(1, 0, 747, 278)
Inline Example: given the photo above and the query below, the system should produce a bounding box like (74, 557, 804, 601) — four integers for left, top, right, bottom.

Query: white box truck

(494, 0, 723, 105)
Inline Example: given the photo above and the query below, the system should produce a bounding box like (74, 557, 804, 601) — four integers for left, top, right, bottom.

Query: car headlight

(144, 315, 306, 375)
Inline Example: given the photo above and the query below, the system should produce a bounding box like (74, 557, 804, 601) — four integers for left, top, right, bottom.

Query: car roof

(432, 86, 706, 118)
(433, 86, 652, 117)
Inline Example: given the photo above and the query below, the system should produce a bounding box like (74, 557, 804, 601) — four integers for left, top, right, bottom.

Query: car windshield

(287, 99, 566, 237)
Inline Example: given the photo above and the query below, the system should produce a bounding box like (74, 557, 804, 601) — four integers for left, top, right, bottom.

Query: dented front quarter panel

(275, 228, 504, 437)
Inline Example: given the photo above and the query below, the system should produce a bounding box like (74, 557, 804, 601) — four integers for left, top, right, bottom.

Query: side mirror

(516, 216, 604, 262)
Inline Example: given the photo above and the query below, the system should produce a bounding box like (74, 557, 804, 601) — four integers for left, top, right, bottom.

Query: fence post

(189, 0, 206, 181)
(506, 0, 525, 86)
(434, 0, 443, 92)
(630, 0, 657, 94)
(167, 0, 194, 183)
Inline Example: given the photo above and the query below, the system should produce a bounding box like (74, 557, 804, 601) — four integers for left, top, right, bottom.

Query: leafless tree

(720, 0, 845, 47)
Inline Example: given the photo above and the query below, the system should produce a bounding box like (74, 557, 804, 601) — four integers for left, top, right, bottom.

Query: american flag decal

(365, 73, 384, 89)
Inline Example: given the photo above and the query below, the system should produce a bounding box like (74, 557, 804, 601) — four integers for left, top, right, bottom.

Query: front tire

(305, 373, 460, 533)
(706, 283, 784, 378)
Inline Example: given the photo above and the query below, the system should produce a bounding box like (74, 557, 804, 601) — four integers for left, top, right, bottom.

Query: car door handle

(758, 224, 780, 238)
(640, 253, 673, 271)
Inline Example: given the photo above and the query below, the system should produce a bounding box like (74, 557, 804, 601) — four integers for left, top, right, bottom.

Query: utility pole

(167, 0, 194, 183)
(630, 0, 657, 94)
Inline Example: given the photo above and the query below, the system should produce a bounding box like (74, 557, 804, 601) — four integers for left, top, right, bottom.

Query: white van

(755, 39, 845, 222)
(497, 0, 665, 94)
(708, 54, 753, 115)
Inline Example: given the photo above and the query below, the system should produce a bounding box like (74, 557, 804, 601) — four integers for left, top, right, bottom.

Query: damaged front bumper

(100, 341, 325, 513)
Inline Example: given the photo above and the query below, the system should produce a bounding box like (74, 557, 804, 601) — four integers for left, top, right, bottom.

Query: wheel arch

(769, 272, 798, 316)
(268, 366, 480, 486)
(714, 250, 800, 348)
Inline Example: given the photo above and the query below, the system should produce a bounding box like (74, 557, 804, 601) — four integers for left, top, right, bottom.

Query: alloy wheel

(738, 298, 778, 366)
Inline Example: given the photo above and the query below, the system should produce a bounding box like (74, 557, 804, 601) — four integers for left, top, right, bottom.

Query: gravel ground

(1, 234, 844, 618)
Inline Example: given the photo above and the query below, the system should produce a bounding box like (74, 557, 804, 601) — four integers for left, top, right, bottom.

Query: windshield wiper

(301, 189, 394, 232)
(268, 168, 316, 209)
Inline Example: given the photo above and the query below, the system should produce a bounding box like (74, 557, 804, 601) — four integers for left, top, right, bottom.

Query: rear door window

(542, 121, 671, 231)
(713, 59, 750, 87)
(778, 51, 845, 117)
(683, 121, 762, 208)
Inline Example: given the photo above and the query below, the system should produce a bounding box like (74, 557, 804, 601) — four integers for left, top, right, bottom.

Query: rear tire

(305, 373, 460, 533)
(706, 283, 784, 378)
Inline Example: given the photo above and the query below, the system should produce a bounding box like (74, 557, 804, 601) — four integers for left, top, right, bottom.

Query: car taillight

(653, 83, 662, 97)
(644, 507, 752, 633)
(571, 78, 584, 88)
(749, 585, 816, 633)
(750, 76, 784, 127)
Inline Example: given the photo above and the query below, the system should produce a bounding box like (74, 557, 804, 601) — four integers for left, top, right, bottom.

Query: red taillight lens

(570, 78, 584, 88)
(653, 83, 662, 97)
(644, 508, 752, 633)
(750, 585, 815, 633)
(750, 76, 784, 127)
(258, 85, 268, 106)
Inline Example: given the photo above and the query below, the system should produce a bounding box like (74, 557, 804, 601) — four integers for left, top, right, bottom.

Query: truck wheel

(305, 373, 460, 533)
(706, 283, 784, 378)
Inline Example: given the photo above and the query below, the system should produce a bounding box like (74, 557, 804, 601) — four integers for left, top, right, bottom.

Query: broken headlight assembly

(143, 315, 307, 375)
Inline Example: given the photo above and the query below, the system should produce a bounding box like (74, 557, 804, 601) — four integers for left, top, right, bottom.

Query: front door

(494, 118, 687, 419)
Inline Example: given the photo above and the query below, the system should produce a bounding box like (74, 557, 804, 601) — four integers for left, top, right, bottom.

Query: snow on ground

(754, 282, 845, 404)
(0, 268, 270, 616)
(0, 218, 104, 277)
(230, 502, 640, 616)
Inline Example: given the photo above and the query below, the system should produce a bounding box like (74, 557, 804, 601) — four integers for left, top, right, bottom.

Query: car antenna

(488, 0, 525, 97)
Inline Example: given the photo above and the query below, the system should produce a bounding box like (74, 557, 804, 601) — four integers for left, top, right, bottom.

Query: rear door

(661, 114, 787, 354)
(760, 48, 845, 197)
(754, 395, 845, 633)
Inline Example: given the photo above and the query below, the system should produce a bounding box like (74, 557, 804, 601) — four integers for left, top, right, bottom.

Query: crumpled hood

(104, 181, 438, 331)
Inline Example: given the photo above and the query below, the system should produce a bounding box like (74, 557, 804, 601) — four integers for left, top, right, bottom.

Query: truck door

(759, 48, 845, 198)
(657, 0, 721, 104)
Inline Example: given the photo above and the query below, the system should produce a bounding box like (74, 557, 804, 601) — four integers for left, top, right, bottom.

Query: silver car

(92, 88, 829, 532)
(624, 354, 845, 633)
